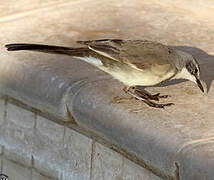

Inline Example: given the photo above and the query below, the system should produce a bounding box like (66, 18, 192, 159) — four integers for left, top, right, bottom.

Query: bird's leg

(112, 96, 134, 103)
(111, 86, 134, 103)
(133, 87, 169, 101)
(124, 86, 174, 108)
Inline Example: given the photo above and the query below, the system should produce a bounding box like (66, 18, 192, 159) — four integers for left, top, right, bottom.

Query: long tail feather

(5, 43, 90, 56)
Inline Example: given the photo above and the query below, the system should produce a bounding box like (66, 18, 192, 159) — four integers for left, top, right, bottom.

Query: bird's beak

(196, 78, 204, 93)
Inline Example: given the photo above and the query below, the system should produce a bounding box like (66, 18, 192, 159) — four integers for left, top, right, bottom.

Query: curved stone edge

(0, 94, 170, 180)
(0, 51, 107, 122)
(175, 138, 214, 180)
(68, 79, 179, 180)
(0, 51, 172, 179)
(68, 78, 214, 180)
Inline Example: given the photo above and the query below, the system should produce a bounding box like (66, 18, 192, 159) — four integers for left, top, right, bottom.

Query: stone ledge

(0, 0, 214, 179)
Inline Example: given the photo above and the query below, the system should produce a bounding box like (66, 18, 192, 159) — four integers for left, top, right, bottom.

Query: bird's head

(185, 59, 204, 92)
(174, 51, 204, 93)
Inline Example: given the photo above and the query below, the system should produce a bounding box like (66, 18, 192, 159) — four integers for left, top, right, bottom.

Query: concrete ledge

(0, 0, 214, 179)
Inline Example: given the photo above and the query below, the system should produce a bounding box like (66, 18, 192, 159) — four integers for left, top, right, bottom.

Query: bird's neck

(172, 67, 193, 81)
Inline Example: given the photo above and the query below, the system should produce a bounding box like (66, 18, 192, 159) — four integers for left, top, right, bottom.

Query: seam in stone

(33, 168, 57, 180)
(3, 155, 31, 170)
(62, 126, 66, 146)
(109, 144, 174, 180)
(0, 158, 2, 174)
(89, 133, 173, 180)
(60, 78, 88, 121)
(31, 155, 35, 169)
(65, 104, 77, 125)
(30, 165, 33, 180)
(29, 156, 34, 180)
(1, 96, 43, 116)
(174, 162, 180, 180)
(0, 157, 2, 174)
(0, 146, 5, 173)
(1, 95, 67, 127)
(89, 139, 95, 180)
(120, 154, 125, 178)
(33, 112, 37, 129)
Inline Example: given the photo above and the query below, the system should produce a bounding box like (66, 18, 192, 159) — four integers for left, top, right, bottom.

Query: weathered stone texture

(2, 157, 32, 180)
(0, 0, 214, 179)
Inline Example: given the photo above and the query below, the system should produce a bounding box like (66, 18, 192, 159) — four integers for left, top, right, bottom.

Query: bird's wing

(6, 40, 179, 77)
(78, 39, 179, 76)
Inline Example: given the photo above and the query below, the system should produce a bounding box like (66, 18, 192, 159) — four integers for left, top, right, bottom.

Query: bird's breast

(100, 64, 176, 86)
(76, 56, 176, 86)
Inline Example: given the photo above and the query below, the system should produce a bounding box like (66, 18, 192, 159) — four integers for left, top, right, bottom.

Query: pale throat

(173, 67, 196, 82)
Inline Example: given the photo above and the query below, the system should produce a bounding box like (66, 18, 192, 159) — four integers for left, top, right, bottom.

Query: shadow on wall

(148, 46, 214, 93)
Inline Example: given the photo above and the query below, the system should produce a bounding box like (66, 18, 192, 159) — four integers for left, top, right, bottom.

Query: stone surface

(0, 146, 3, 155)
(0, 106, 162, 180)
(33, 125, 92, 180)
(61, 127, 91, 180)
(0, 99, 5, 126)
(91, 142, 162, 180)
(177, 139, 214, 180)
(7, 103, 35, 129)
(91, 142, 123, 180)
(32, 169, 55, 180)
(36, 115, 64, 143)
(122, 158, 162, 180)
(0, 0, 213, 179)
(2, 157, 32, 180)
(0, 155, 2, 173)
(0, 0, 74, 19)
(0, 102, 34, 167)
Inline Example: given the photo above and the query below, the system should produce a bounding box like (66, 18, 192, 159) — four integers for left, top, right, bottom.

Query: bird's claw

(150, 93, 170, 101)
(156, 102, 174, 108)
(134, 89, 170, 101)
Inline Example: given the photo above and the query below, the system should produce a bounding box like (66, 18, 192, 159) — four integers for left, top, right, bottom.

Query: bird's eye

(194, 68, 198, 74)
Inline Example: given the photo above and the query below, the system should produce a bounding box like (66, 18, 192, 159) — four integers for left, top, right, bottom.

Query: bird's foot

(133, 87, 170, 101)
(122, 86, 174, 109)
(143, 100, 174, 109)
(143, 92, 169, 101)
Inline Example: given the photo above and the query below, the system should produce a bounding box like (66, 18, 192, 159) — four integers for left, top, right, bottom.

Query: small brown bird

(5, 39, 204, 108)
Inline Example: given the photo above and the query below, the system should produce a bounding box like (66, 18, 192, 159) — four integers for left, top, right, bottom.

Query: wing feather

(81, 39, 179, 76)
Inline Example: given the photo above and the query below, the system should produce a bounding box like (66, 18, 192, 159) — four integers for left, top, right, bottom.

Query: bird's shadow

(137, 46, 214, 93)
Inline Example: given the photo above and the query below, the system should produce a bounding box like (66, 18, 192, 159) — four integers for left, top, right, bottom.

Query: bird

(5, 39, 204, 108)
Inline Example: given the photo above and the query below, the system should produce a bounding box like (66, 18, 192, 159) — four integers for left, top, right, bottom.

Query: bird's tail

(5, 43, 90, 57)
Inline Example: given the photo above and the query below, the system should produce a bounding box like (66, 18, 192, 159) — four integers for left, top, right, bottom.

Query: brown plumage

(5, 39, 203, 108)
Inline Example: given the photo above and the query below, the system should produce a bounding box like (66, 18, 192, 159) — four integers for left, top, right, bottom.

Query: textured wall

(0, 97, 161, 180)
